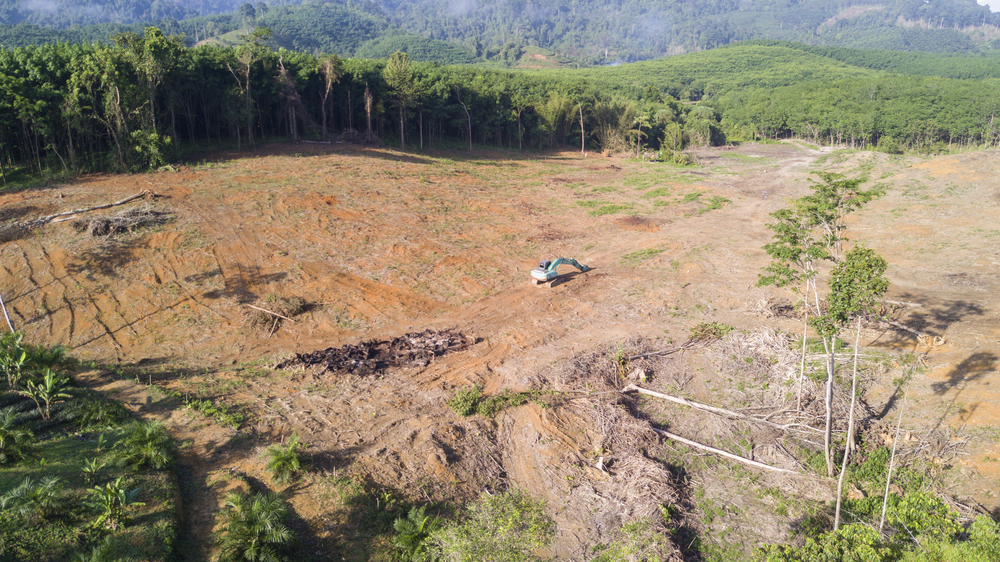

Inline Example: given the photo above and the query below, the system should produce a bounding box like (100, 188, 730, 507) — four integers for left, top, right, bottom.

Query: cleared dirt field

(2, 141, 999, 559)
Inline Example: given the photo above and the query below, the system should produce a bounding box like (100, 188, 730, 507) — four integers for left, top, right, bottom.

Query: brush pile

(73, 206, 170, 237)
(277, 329, 472, 375)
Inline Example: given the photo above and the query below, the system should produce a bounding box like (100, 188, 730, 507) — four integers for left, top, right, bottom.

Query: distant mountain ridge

(0, 0, 999, 64)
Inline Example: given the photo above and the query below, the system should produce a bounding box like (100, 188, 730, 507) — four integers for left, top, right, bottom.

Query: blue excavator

(530, 258, 590, 286)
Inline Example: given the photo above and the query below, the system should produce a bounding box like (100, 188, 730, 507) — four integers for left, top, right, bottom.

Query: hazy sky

(979, 0, 1000, 12)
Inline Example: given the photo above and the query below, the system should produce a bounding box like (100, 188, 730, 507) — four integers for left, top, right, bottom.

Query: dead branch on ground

(0, 191, 153, 242)
(623, 384, 823, 435)
(651, 427, 798, 474)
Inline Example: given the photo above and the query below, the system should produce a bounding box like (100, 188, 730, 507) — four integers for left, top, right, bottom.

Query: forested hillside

(1, 0, 1000, 64)
(734, 40, 1000, 80)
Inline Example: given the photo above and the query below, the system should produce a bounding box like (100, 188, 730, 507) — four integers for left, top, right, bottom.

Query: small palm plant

(215, 491, 294, 562)
(87, 477, 145, 530)
(393, 505, 443, 562)
(21, 368, 73, 420)
(24, 343, 69, 371)
(0, 476, 64, 523)
(264, 434, 302, 484)
(0, 332, 27, 389)
(110, 421, 173, 470)
(77, 399, 129, 430)
(0, 409, 35, 464)
(81, 457, 106, 485)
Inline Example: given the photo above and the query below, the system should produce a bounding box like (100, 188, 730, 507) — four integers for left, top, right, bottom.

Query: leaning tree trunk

(834, 316, 863, 530)
(824, 334, 837, 478)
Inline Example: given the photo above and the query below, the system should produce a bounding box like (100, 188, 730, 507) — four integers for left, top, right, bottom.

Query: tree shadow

(66, 239, 145, 280)
(179, 137, 583, 170)
(929, 351, 997, 432)
(201, 265, 288, 303)
(875, 292, 987, 347)
(0, 203, 42, 223)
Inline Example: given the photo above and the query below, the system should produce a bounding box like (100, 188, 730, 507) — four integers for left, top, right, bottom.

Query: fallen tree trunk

(23, 191, 152, 228)
(650, 427, 798, 474)
(622, 384, 822, 434)
(0, 191, 153, 243)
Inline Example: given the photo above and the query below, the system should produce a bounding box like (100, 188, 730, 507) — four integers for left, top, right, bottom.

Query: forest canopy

(0, 29, 997, 181)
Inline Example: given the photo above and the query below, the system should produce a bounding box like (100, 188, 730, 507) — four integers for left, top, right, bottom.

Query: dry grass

(246, 294, 306, 335)
(554, 337, 684, 560)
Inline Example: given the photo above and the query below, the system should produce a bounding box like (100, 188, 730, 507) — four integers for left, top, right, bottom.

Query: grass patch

(642, 187, 672, 199)
(154, 386, 246, 429)
(591, 186, 619, 193)
(621, 248, 664, 264)
(576, 199, 610, 208)
(681, 191, 704, 203)
(699, 196, 731, 214)
(588, 204, 632, 216)
(447, 386, 553, 417)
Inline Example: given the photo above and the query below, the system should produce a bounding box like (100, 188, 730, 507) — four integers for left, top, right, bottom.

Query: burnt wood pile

(277, 329, 472, 375)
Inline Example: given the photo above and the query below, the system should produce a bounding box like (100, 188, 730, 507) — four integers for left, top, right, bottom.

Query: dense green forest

(0, 29, 998, 180)
(2, 0, 1000, 65)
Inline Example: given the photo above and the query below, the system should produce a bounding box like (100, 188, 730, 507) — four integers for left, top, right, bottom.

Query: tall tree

(227, 27, 272, 149)
(824, 246, 889, 530)
(318, 54, 341, 139)
(383, 50, 417, 149)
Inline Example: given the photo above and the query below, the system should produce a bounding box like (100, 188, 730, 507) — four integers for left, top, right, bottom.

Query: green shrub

(448, 386, 548, 417)
(184, 397, 245, 429)
(75, 398, 130, 430)
(590, 518, 673, 562)
(0, 476, 65, 523)
(215, 491, 294, 562)
(110, 421, 173, 471)
(81, 458, 107, 485)
(447, 385, 483, 417)
(264, 434, 302, 484)
(0, 409, 35, 464)
(754, 524, 898, 562)
(23, 344, 71, 372)
(475, 389, 530, 417)
(87, 476, 145, 531)
(0, 332, 28, 389)
(428, 489, 555, 562)
(393, 505, 443, 562)
(73, 536, 138, 562)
